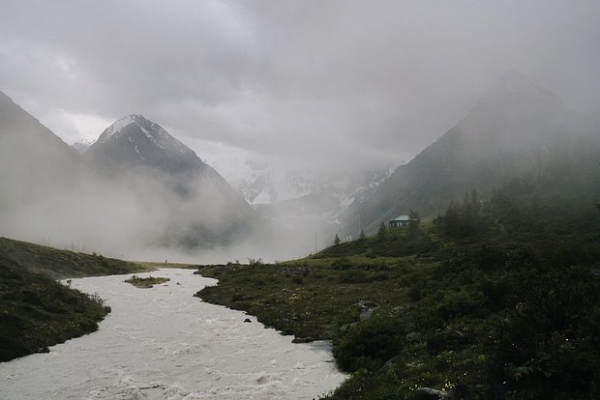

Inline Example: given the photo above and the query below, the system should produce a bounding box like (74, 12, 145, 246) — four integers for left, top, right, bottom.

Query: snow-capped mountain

(236, 161, 395, 208)
(85, 114, 259, 250)
(233, 161, 394, 249)
(86, 114, 201, 174)
(236, 164, 330, 205)
(71, 139, 93, 154)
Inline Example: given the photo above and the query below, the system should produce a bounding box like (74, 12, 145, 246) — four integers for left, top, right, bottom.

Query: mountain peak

(446, 70, 569, 157)
(71, 139, 93, 154)
(98, 114, 157, 144)
(87, 115, 200, 174)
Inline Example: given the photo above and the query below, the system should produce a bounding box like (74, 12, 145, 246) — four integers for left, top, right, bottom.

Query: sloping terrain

(196, 188, 600, 399)
(0, 237, 146, 279)
(340, 72, 599, 238)
(0, 237, 145, 362)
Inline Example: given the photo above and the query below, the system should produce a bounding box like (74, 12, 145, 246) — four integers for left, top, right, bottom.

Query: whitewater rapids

(0, 269, 346, 399)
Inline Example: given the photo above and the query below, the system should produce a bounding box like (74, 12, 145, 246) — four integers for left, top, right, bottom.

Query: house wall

(389, 220, 409, 228)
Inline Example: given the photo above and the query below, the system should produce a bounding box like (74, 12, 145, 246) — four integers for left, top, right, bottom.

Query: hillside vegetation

(195, 179, 600, 399)
(0, 237, 146, 279)
(0, 237, 146, 361)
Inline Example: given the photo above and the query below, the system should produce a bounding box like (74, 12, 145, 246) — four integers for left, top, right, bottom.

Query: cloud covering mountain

(339, 72, 600, 238)
(1, 1, 599, 179)
(0, 93, 261, 261)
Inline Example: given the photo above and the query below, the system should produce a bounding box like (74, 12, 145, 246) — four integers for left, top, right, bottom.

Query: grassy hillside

(0, 257, 111, 361)
(0, 237, 146, 279)
(195, 187, 600, 399)
(0, 237, 147, 362)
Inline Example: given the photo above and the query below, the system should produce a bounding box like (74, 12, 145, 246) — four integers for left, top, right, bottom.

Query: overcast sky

(1, 1, 599, 180)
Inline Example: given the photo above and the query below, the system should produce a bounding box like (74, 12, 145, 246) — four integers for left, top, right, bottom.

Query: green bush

(333, 315, 404, 372)
(331, 257, 353, 270)
(339, 270, 367, 283)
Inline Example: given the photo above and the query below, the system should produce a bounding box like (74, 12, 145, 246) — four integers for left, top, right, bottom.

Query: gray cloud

(1, 0, 599, 178)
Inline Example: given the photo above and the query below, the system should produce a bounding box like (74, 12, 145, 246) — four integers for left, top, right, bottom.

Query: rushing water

(0, 269, 346, 399)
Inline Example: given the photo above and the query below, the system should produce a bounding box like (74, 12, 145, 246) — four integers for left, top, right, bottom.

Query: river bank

(193, 225, 600, 399)
(0, 238, 145, 362)
(0, 269, 346, 400)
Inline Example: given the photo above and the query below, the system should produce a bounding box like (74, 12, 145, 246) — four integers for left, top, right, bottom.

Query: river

(0, 269, 346, 399)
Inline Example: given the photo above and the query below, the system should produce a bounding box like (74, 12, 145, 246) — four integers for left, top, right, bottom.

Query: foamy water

(0, 269, 346, 399)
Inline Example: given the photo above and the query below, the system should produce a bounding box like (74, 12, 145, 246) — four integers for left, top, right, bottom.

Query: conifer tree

(409, 209, 420, 237)
(377, 222, 388, 242)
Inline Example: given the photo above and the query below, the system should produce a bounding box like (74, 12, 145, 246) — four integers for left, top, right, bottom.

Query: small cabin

(389, 215, 411, 229)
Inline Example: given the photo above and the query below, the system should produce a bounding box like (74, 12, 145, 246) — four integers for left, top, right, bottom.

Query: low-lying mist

(0, 138, 326, 264)
(0, 92, 344, 264)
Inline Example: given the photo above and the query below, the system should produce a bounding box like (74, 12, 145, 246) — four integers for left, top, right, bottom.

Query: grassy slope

(0, 237, 147, 279)
(196, 248, 436, 341)
(195, 207, 600, 399)
(0, 237, 147, 362)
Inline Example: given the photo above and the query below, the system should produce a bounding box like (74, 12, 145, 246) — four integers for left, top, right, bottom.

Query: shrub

(339, 270, 367, 283)
(331, 257, 353, 270)
(333, 315, 404, 372)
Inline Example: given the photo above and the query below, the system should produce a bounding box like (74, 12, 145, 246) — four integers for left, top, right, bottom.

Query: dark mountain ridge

(340, 72, 600, 238)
